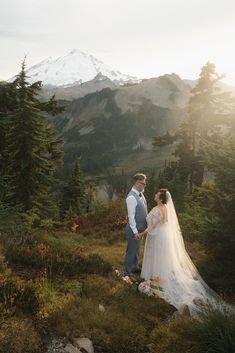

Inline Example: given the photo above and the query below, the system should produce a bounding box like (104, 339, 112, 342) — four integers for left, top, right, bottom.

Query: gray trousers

(124, 225, 144, 276)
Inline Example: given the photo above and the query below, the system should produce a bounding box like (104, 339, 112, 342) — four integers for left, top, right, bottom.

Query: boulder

(64, 343, 81, 353)
(73, 337, 94, 353)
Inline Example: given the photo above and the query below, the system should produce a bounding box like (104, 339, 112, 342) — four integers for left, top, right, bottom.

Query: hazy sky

(1, 0, 235, 84)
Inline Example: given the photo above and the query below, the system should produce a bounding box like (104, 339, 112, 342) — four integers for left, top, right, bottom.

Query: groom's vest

(127, 190, 148, 231)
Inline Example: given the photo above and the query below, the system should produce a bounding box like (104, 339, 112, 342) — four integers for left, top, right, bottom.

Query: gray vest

(127, 190, 148, 231)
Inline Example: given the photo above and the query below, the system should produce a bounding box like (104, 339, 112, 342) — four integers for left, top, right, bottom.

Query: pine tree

(157, 161, 187, 210)
(84, 184, 96, 213)
(154, 62, 234, 193)
(4, 60, 64, 215)
(60, 160, 85, 220)
(185, 62, 233, 190)
(144, 171, 157, 210)
(0, 81, 19, 202)
(202, 133, 235, 289)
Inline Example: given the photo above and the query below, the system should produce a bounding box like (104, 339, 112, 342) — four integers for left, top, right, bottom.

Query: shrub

(149, 317, 195, 353)
(0, 254, 7, 272)
(0, 273, 39, 316)
(5, 243, 112, 278)
(89, 200, 112, 215)
(75, 198, 127, 232)
(0, 206, 40, 243)
(38, 218, 59, 230)
(149, 306, 235, 353)
(0, 318, 43, 353)
(190, 307, 235, 353)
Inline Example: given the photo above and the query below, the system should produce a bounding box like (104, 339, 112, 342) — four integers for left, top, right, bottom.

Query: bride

(138, 188, 232, 316)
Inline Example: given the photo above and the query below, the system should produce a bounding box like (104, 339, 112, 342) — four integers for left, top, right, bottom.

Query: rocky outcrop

(46, 337, 94, 353)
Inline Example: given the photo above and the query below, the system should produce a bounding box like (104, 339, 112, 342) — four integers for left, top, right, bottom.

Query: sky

(1, 0, 235, 84)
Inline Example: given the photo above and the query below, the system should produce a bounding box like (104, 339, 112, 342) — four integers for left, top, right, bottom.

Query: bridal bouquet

(138, 276, 164, 298)
(150, 276, 163, 289)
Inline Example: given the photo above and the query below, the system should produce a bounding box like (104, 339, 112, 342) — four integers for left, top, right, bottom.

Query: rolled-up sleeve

(126, 195, 138, 234)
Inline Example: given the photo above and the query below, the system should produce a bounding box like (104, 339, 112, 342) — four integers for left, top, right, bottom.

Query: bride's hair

(158, 188, 169, 204)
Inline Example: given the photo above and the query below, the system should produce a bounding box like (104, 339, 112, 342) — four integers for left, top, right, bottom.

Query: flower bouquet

(138, 276, 164, 298)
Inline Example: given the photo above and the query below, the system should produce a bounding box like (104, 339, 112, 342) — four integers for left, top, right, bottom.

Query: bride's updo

(158, 188, 169, 204)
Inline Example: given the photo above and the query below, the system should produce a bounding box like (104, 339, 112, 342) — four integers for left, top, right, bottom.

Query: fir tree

(60, 160, 85, 220)
(157, 161, 186, 210)
(4, 60, 64, 215)
(144, 171, 157, 210)
(203, 133, 235, 289)
(154, 62, 234, 193)
(0, 81, 19, 201)
(84, 183, 96, 213)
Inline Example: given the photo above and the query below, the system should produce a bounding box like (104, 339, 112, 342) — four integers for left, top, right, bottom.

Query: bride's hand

(135, 233, 142, 240)
(134, 233, 142, 240)
(139, 230, 147, 239)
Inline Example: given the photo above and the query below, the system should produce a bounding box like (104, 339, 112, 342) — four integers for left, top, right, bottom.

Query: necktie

(139, 193, 142, 197)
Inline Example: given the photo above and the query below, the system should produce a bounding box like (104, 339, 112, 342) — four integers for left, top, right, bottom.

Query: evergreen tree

(3, 60, 64, 215)
(60, 160, 85, 220)
(0, 82, 13, 157)
(144, 171, 157, 210)
(154, 62, 234, 193)
(105, 168, 129, 198)
(84, 183, 96, 213)
(203, 134, 235, 289)
(0, 81, 19, 201)
(155, 161, 186, 211)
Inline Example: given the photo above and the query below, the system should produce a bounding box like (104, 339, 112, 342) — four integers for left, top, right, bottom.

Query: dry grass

(1, 226, 234, 353)
(0, 318, 43, 353)
(48, 274, 175, 353)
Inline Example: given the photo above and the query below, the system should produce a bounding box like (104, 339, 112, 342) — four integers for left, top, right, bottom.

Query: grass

(1, 226, 235, 353)
(116, 145, 176, 174)
(190, 306, 235, 353)
(32, 228, 129, 269)
(47, 274, 175, 353)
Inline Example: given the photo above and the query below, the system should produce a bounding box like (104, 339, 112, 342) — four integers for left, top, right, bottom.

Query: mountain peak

(69, 48, 78, 55)
(9, 49, 138, 87)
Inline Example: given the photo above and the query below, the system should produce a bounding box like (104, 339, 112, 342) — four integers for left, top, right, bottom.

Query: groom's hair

(132, 173, 147, 184)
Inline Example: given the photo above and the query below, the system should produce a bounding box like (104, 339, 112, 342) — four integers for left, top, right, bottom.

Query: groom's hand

(133, 233, 140, 240)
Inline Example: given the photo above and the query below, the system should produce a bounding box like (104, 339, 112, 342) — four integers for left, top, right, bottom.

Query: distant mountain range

(8, 50, 235, 184)
(50, 73, 192, 180)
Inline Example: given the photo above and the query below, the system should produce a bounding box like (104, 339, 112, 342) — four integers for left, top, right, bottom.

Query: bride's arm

(150, 211, 161, 229)
(139, 209, 161, 237)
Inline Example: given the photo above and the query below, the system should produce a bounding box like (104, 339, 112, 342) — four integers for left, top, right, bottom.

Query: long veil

(153, 191, 234, 316)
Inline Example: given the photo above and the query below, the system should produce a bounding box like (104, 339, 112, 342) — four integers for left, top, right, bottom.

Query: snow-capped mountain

(13, 49, 137, 87)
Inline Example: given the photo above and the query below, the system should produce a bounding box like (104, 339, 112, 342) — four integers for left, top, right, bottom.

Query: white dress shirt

(126, 187, 147, 234)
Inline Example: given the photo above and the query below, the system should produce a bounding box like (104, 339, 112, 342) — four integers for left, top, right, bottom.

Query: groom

(123, 173, 148, 280)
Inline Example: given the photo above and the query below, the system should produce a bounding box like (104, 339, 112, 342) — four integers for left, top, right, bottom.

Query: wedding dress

(140, 191, 233, 316)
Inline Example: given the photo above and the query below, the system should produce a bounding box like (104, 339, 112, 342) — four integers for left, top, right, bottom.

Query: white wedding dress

(140, 192, 233, 316)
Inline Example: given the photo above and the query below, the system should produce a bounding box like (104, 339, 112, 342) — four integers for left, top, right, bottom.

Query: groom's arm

(126, 196, 139, 238)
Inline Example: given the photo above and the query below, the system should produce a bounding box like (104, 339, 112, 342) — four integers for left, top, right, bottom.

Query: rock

(80, 349, 89, 353)
(171, 310, 180, 320)
(73, 338, 94, 353)
(171, 304, 191, 320)
(178, 304, 191, 316)
(45, 337, 68, 353)
(46, 336, 94, 353)
(99, 304, 105, 312)
(146, 343, 155, 353)
(64, 344, 81, 353)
